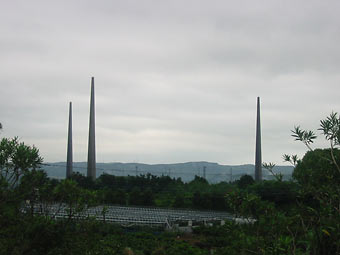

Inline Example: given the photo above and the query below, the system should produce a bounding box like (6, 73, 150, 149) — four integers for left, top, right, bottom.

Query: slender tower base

(87, 77, 96, 180)
(255, 97, 262, 181)
(66, 102, 73, 178)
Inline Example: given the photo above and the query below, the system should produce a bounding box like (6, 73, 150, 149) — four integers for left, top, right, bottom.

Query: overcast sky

(1, 0, 339, 165)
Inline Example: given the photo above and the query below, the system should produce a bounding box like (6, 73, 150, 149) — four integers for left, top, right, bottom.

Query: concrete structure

(87, 77, 96, 180)
(255, 97, 262, 181)
(66, 102, 73, 178)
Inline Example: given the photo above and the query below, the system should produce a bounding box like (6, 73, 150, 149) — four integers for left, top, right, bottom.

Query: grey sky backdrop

(1, 0, 339, 165)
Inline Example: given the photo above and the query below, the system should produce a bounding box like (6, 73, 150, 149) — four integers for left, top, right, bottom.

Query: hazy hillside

(42, 162, 294, 183)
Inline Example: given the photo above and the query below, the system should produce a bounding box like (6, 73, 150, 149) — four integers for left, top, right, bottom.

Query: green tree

(0, 137, 43, 214)
(173, 194, 185, 208)
(284, 112, 340, 253)
(237, 174, 255, 189)
(141, 188, 155, 206)
(97, 173, 116, 189)
(71, 171, 95, 189)
(287, 112, 340, 192)
(53, 179, 97, 220)
(249, 180, 298, 207)
(0, 137, 42, 189)
(129, 187, 142, 206)
(0, 137, 55, 254)
(18, 169, 55, 216)
(100, 188, 127, 205)
(293, 149, 340, 188)
(192, 191, 202, 209)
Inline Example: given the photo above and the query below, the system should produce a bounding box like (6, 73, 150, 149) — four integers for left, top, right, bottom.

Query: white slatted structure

(24, 203, 233, 227)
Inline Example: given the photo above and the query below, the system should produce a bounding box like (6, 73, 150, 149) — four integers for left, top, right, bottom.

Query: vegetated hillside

(42, 161, 293, 182)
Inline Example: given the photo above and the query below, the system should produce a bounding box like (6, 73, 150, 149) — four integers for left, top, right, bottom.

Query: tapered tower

(66, 102, 73, 178)
(255, 97, 262, 181)
(87, 77, 96, 180)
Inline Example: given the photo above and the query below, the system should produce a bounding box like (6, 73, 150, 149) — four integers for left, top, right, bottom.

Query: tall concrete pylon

(66, 102, 73, 178)
(87, 77, 96, 180)
(255, 97, 262, 181)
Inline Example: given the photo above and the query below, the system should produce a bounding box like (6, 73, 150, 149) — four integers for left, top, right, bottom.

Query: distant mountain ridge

(42, 161, 294, 183)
